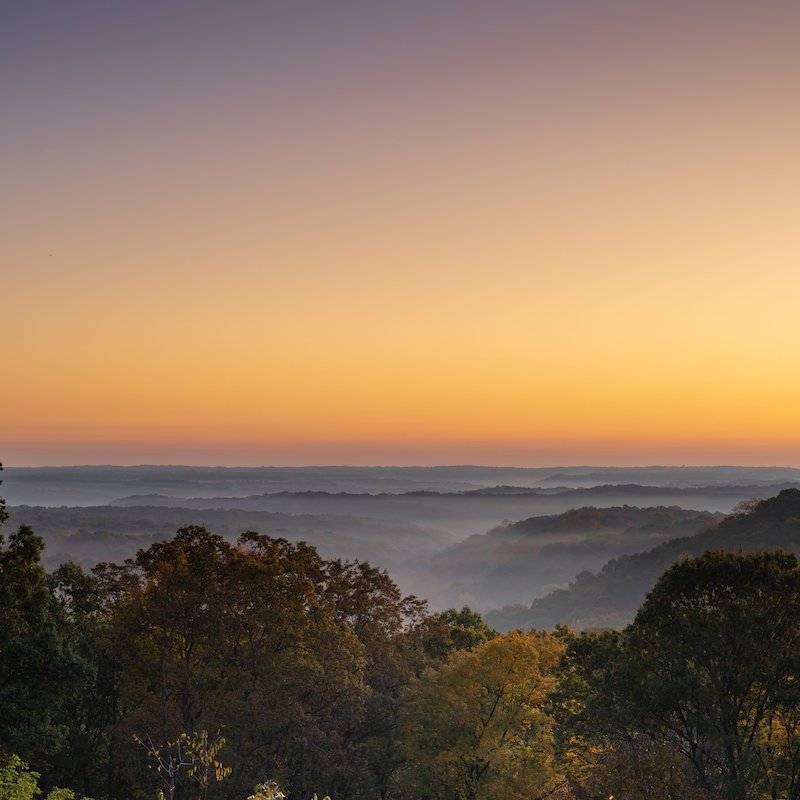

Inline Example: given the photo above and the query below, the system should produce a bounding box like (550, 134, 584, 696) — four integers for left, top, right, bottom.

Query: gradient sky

(3, 0, 799, 467)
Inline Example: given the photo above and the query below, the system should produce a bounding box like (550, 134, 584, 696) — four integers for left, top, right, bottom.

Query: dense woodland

(4, 469, 800, 800)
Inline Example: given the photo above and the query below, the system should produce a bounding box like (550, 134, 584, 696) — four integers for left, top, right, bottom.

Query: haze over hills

(486, 488, 800, 632)
(3, 465, 562, 507)
(10, 503, 458, 595)
(6, 465, 800, 614)
(6, 465, 800, 506)
(533, 466, 800, 487)
(424, 505, 722, 609)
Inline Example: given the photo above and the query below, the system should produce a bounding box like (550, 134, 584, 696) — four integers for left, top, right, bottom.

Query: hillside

(486, 489, 800, 631)
(423, 505, 721, 609)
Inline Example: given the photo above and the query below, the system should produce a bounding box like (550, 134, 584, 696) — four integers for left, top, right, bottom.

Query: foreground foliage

(401, 630, 564, 800)
(0, 754, 88, 800)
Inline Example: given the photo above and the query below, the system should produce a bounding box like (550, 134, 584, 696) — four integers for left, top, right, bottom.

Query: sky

(3, 0, 799, 467)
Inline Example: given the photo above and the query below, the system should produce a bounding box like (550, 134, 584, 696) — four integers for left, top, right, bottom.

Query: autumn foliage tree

(93, 526, 445, 800)
(399, 630, 565, 800)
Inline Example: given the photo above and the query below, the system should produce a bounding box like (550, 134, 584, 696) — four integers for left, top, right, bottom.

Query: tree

(615, 550, 800, 800)
(0, 755, 40, 800)
(0, 754, 89, 800)
(399, 630, 565, 800)
(730, 497, 760, 518)
(0, 462, 8, 529)
(551, 627, 627, 794)
(431, 607, 495, 655)
(580, 735, 713, 800)
(97, 526, 436, 800)
(0, 526, 75, 764)
(0, 467, 107, 794)
(133, 730, 231, 800)
(44, 562, 110, 798)
(320, 559, 445, 800)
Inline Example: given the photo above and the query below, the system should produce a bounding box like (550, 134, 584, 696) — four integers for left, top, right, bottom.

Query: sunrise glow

(3, 1, 799, 467)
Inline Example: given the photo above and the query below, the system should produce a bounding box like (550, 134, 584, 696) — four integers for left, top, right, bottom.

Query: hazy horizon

(5, 449, 800, 470)
(7, 456, 800, 469)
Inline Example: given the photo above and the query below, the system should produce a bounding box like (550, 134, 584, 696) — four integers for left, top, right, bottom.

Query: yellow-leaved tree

(399, 629, 566, 800)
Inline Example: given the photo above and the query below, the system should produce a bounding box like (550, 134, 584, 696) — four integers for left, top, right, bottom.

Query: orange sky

(3, 1, 799, 467)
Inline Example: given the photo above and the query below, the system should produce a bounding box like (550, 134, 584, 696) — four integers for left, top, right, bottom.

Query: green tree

(399, 630, 565, 800)
(0, 526, 75, 763)
(0, 755, 40, 800)
(0, 754, 87, 800)
(431, 607, 495, 655)
(45, 563, 111, 798)
(0, 468, 105, 794)
(551, 627, 626, 793)
(0, 463, 8, 529)
(614, 550, 800, 800)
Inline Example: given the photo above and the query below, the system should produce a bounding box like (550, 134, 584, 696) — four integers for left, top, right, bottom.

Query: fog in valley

(6, 465, 800, 626)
